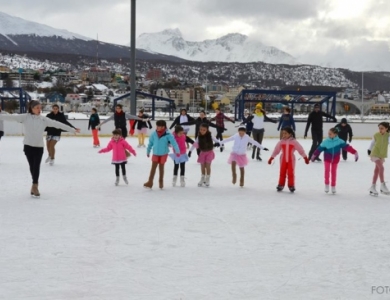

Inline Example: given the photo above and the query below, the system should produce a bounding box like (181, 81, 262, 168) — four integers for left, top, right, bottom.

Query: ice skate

(172, 176, 178, 187)
(369, 184, 378, 196)
(276, 185, 284, 192)
(31, 184, 40, 198)
(137, 144, 141, 148)
(256, 154, 262, 161)
(205, 175, 210, 187)
(380, 182, 390, 195)
(45, 157, 50, 163)
(115, 176, 120, 186)
(289, 186, 295, 193)
(49, 159, 55, 166)
(123, 175, 128, 185)
(144, 162, 158, 189)
(331, 186, 336, 194)
(325, 185, 329, 193)
(220, 145, 224, 152)
(198, 175, 205, 187)
(180, 176, 185, 187)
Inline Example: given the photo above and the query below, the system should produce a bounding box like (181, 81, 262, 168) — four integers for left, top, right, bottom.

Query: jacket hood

(341, 118, 347, 124)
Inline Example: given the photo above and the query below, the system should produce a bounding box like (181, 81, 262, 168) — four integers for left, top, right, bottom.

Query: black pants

(308, 130, 323, 159)
(0, 131, 3, 140)
(115, 162, 126, 176)
(185, 135, 194, 145)
(216, 127, 224, 141)
(24, 145, 44, 184)
(340, 138, 348, 160)
(174, 162, 185, 176)
(252, 128, 265, 157)
(118, 127, 128, 138)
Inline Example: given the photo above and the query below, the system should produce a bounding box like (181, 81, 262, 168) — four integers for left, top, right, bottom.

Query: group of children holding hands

(97, 105, 390, 198)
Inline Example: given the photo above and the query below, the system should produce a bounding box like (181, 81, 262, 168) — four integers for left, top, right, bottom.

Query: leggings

(115, 163, 126, 176)
(216, 127, 224, 141)
(24, 145, 44, 184)
(324, 161, 338, 186)
(373, 159, 385, 184)
(174, 162, 186, 176)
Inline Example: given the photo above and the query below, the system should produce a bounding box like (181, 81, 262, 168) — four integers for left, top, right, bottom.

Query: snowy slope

(0, 11, 90, 41)
(137, 28, 298, 64)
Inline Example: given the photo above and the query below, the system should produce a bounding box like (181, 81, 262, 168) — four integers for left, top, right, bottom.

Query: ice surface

(0, 137, 390, 299)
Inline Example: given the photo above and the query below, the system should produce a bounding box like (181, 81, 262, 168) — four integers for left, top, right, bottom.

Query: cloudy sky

(1, 0, 390, 70)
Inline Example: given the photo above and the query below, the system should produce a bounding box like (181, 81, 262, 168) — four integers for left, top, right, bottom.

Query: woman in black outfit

(45, 104, 79, 165)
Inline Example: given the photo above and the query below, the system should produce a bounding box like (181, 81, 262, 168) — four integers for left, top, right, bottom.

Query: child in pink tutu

(188, 123, 221, 187)
(168, 125, 189, 187)
(99, 129, 136, 186)
(221, 126, 269, 187)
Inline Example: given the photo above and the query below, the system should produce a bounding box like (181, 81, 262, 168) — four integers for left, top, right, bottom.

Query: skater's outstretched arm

(99, 141, 113, 153)
(43, 117, 79, 133)
(98, 114, 114, 127)
(0, 113, 27, 123)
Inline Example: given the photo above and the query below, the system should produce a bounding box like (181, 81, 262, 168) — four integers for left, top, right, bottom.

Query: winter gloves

(304, 157, 310, 164)
(368, 150, 371, 155)
(268, 157, 274, 165)
(263, 148, 269, 151)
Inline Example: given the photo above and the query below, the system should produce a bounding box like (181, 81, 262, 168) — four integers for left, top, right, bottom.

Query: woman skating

(0, 101, 80, 198)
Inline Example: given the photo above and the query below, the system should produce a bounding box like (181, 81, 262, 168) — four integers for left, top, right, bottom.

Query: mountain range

(137, 29, 298, 65)
(0, 11, 184, 62)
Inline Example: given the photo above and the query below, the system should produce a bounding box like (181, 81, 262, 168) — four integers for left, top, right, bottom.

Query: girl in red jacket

(268, 127, 309, 192)
(98, 129, 136, 186)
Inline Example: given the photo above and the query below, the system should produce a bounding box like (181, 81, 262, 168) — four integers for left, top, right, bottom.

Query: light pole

(361, 72, 364, 119)
(130, 0, 137, 115)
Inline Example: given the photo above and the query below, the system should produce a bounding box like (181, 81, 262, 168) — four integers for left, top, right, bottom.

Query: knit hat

(341, 118, 347, 124)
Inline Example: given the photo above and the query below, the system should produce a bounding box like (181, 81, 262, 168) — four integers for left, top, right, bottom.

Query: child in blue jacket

(144, 120, 179, 189)
(277, 107, 295, 139)
(311, 127, 358, 194)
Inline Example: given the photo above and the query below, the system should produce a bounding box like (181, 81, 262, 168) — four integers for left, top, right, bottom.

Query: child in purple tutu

(169, 125, 189, 187)
(221, 126, 269, 187)
(188, 123, 221, 187)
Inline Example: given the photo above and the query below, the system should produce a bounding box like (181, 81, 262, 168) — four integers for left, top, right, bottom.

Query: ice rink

(0, 136, 389, 299)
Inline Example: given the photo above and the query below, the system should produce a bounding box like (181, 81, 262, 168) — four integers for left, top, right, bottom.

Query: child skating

(132, 109, 152, 147)
(188, 123, 220, 187)
(311, 127, 358, 194)
(220, 126, 269, 187)
(168, 125, 189, 187)
(368, 122, 390, 196)
(88, 108, 101, 148)
(98, 129, 136, 186)
(144, 120, 179, 189)
(268, 127, 309, 192)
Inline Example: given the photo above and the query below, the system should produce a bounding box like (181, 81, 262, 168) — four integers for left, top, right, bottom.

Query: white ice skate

(198, 175, 205, 187)
(123, 176, 129, 185)
(180, 176, 185, 187)
(380, 182, 390, 195)
(331, 186, 336, 194)
(172, 176, 178, 187)
(325, 185, 329, 193)
(205, 175, 210, 187)
(369, 184, 378, 196)
(115, 176, 120, 186)
(45, 157, 51, 163)
(49, 159, 55, 166)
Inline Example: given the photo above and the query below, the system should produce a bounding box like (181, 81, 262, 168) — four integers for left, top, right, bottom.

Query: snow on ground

(0, 137, 390, 299)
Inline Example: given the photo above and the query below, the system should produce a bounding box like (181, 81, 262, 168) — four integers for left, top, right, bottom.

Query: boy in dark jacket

(335, 118, 353, 160)
(304, 103, 337, 161)
(45, 104, 79, 165)
(277, 107, 295, 139)
(88, 108, 101, 148)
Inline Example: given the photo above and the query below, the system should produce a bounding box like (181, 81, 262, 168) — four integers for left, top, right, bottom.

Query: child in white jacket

(220, 126, 269, 187)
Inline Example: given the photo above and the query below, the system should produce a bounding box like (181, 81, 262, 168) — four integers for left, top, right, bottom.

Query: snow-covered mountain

(0, 11, 185, 62)
(0, 11, 90, 42)
(137, 29, 298, 65)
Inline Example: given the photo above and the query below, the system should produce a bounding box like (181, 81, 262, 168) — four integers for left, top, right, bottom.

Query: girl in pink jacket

(168, 125, 188, 187)
(99, 129, 136, 186)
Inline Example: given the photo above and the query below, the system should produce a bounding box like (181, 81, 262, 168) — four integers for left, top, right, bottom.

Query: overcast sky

(1, 0, 390, 70)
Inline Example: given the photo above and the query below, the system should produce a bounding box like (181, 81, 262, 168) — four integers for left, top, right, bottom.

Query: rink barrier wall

(2, 120, 378, 139)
